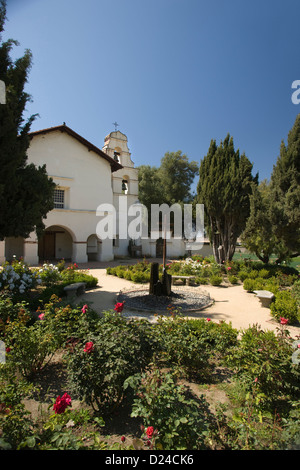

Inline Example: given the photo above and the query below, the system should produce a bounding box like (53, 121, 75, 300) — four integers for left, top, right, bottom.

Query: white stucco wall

(23, 130, 115, 263)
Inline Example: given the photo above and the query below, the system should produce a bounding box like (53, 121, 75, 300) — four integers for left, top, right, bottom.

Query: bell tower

(102, 127, 140, 257)
(102, 128, 138, 197)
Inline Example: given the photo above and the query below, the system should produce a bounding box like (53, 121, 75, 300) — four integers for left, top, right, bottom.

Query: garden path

(76, 261, 300, 339)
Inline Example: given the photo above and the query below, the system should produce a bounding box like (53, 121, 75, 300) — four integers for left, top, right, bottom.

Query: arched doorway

(87, 234, 102, 261)
(38, 225, 74, 262)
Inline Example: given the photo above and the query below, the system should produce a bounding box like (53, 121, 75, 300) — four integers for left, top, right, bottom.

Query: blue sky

(4, 0, 300, 188)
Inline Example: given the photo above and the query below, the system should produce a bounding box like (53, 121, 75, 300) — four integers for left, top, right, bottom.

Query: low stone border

(117, 286, 214, 314)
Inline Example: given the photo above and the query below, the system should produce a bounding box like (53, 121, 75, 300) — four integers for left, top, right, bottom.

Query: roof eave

(28, 124, 123, 173)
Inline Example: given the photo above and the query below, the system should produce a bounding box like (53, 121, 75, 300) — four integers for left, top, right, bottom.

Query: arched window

(114, 151, 120, 162)
(122, 179, 128, 194)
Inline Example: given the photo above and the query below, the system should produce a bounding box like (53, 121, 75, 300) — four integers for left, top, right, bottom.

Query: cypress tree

(240, 181, 278, 263)
(270, 114, 300, 260)
(197, 134, 257, 263)
(0, 1, 55, 240)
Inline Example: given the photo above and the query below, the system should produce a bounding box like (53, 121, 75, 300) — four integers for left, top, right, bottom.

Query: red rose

(53, 393, 72, 414)
(83, 341, 94, 353)
(81, 304, 88, 314)
(146, 426, 154, 438)
(114, 302, 125, 313)
(280, 317, 289, 325)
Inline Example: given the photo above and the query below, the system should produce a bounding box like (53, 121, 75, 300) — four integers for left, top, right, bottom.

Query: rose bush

(66, 311, 158, 411)
(124, 365, 210, 449)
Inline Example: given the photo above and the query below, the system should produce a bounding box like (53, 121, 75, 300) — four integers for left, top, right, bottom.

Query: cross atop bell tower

(102, 128, 138, 199)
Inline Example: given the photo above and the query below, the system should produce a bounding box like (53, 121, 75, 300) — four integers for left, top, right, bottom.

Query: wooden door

(39, 232, 55, 260)
(156, 238, 164, 258)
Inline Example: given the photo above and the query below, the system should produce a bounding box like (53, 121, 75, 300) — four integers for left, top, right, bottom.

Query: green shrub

(0, 298, 32, 337)
(30, 283, 66, 310)
(168, 262, 182, 274)
(187, 319, 238, 356)
(60, 269, 98, 288)
(270, 291, 299, 324)
(243, 278, 261, 292)
(123, 270, 132, 280)
(239, 270, 250, 282)
(37, 295, 99, 348)
(131, 271, 150, 283)
(124, 366, 209, 450)
(275, 272, 298, 287)
(224, 324, 300, 406)
(209, 275, 222, 286)
(66, 313, 157, 412)
(0, 369, 35, 449)
(106, 267, 116, 276)
(247, 270, 260, 279)
(258, 268, 270, 279)
(154, 317, 211, 376)
(5, 317, 57, 379)
(228, 275, 239, 285)
(291, 280, 300, 307)
(195, 276, 209, 285)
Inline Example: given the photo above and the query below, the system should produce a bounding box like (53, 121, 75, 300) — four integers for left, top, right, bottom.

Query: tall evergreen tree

(0, 1, 55, 240)
(241, 181, 280, 263)
(270, 114, 300, 261)
(197, 134, 257, 263)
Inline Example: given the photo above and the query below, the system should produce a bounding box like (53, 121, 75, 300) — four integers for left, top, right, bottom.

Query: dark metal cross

(113, 121, 119, 131)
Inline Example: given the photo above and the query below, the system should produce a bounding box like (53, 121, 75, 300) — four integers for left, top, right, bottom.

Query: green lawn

(233, 251, 300, 271)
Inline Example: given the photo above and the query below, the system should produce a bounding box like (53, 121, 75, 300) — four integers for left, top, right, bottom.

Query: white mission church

(1, 124, 209, 265)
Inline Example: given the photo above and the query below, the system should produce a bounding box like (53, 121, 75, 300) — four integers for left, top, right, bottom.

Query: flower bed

(0, 258, 299, 450)
(107, 256, 300, 324)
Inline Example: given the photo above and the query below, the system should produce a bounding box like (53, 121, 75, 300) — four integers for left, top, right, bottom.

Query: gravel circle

(117, 286, 213, 314)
